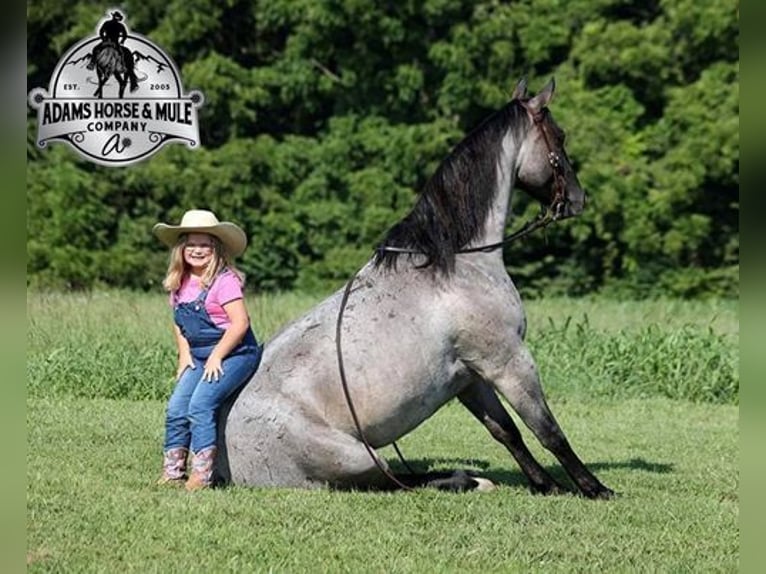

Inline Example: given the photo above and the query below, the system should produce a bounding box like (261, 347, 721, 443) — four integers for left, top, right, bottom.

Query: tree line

(27, 0, 739, 298)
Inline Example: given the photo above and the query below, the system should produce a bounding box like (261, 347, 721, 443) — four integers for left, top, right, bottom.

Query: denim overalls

(163, 283, 262, 454)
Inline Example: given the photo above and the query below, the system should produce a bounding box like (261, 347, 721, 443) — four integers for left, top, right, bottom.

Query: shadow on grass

(388, 456, 674, 489)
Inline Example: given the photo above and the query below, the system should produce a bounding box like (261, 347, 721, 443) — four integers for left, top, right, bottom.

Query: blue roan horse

(221, 79, 614, 498)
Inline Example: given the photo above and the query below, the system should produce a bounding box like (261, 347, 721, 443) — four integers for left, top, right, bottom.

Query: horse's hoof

(471, 477, 497, 492)
(586, 486, 617, 500)
(529, 482, 569, 496)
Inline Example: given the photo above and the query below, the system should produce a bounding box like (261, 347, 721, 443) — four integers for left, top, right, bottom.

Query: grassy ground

(28, 395, 737, 572)
(26, 291, 739, 572)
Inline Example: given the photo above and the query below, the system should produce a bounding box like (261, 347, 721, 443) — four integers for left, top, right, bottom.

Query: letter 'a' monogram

(28, 9, 204, 167)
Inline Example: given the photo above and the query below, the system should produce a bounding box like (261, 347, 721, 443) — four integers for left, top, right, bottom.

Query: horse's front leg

(457, 380, 570, 495)
(486, 343, 615, 499)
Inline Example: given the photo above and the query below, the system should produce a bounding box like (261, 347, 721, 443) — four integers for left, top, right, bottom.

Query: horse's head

(513, 78, 586, 220)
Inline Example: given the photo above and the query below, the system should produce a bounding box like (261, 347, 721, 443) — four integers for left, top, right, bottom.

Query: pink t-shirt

(170, 269, 245, 329)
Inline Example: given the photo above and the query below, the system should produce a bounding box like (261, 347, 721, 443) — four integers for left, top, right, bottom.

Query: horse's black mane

(374, 100, 529, 274)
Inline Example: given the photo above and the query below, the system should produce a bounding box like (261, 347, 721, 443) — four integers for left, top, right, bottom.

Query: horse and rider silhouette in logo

(87, 11, 139, 98)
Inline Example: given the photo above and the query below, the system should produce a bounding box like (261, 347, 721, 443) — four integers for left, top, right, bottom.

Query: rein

(335, 110, 569, 490)
(336, 277, 415, 490)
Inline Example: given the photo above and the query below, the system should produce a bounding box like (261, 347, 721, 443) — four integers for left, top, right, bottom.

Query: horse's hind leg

(457, 381, 570, 495)
(225, 396, 492, 492)
(298, 423, 490, 493)
(488, 345, 614, 499)
(394, 469, 495, 492)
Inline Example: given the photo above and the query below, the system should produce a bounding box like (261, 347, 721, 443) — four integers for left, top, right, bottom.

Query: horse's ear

(526, 78, 556, 113)
(511, 77, 528, 101)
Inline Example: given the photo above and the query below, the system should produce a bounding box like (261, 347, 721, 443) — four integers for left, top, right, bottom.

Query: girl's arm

(174, 324, 195, 379)
(202, 298, 250, 382)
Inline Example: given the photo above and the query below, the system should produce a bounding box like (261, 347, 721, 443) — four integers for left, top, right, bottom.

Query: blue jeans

(163, 348, 261, 453)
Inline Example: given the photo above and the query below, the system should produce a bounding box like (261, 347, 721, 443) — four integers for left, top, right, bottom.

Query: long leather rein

(335, 110, 570, 491)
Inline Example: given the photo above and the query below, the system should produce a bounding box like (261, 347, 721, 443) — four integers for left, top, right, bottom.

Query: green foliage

(27, 292, 738, 404)
(26, 0, 739, 297)
(530, 317, 738, 404)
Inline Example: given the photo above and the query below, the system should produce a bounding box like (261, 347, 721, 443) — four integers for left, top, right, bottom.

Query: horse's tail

(96, 45, 120, 72)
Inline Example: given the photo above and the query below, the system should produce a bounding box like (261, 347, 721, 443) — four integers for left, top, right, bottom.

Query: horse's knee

(484, 417, 523, 445)
(301, 433, 385, 486)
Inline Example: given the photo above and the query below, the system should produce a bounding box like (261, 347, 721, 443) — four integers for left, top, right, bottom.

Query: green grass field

(27, 291, 739, 572)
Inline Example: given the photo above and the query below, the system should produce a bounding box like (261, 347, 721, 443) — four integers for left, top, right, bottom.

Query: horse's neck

(469, 132, 518, 249)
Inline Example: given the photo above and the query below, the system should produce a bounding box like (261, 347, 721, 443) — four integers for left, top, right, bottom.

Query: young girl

(153, 209, 262, 490)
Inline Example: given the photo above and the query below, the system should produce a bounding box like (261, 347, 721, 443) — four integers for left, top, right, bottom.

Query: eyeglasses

(184, 243, 215, 251)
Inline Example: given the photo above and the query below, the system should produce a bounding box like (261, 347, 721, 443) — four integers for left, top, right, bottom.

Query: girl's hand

(173, 326, 194, 381)
(199, 298, 249, 383)
(203, 355, 224, 382)
(176, 353, 195, 380)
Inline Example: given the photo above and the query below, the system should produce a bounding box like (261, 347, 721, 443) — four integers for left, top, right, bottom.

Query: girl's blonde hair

(162, 233, 245, 292)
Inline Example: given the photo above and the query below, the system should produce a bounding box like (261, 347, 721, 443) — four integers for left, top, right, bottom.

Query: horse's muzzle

(552, 193, 585, 220)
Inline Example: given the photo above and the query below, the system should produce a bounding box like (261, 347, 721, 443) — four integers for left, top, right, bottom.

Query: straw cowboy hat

(153, 209, 248, 257)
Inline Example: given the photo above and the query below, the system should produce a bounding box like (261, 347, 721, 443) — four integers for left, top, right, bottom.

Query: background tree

(27, 0, 739, 298)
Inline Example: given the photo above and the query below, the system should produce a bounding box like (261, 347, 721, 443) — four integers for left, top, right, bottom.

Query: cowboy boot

(185, 447, 217, 491)
(156, 447, 188, 485)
